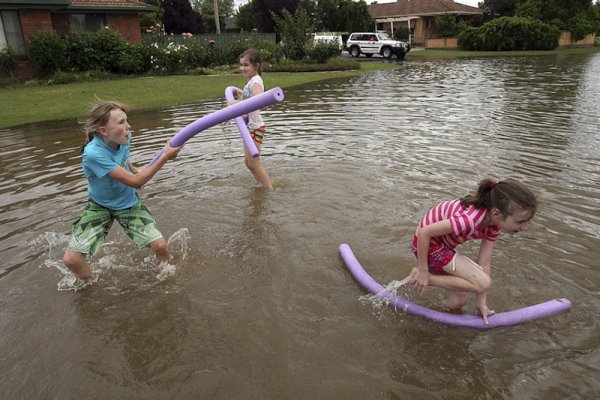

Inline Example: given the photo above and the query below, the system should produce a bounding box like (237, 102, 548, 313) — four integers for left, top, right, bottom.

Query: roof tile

(369, 0, 483, 18)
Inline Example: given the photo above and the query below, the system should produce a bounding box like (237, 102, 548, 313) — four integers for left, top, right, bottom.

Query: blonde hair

(79, 100, 125, 152)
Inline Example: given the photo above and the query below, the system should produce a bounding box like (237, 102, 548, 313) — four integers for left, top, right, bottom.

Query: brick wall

(1, 10, 144, 79)
(106, 14, 143, 44)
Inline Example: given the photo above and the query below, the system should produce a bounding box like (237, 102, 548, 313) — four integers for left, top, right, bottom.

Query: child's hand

(477, 304, 496, 325)
(415, 269, 430, 296)
(163, 140, 184, 161)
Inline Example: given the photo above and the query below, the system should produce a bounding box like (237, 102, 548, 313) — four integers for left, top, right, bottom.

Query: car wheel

(350, 46, 360, 57)
(382, 47, 393, 58)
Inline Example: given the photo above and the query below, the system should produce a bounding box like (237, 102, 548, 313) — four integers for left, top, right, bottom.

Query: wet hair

(461, 178, 538, 217)
(79, 100, 125, 153)
(240, 48, 262, 75)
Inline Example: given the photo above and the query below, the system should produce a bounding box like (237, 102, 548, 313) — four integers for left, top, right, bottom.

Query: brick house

(368, 0, 484, 46)
(0, 0, 154, 78)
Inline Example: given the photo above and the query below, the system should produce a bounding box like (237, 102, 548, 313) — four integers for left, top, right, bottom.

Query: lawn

(0, 62, 395, 129)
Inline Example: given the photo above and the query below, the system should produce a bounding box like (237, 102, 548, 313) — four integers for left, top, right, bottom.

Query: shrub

(393, 27, 410, 41)
(457, 27, 484, 51)
(306, 42, 341, 64)
(28, 31, 67, 74)
(117, 44, 151, 75)
(89, 28, 127, 73)
(0, 47, 17, 74)
(458, 17, 559, 51)
(64, 32, 95, 71)
(146, 41, 188, 74)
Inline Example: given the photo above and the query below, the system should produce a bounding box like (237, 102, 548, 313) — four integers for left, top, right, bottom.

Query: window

(0, 10, 26, 56)
(70, 14, 105, 33)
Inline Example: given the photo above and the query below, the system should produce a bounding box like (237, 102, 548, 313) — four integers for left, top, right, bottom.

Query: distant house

(0, 0, 154, 78)
(368, 0, 483, 46)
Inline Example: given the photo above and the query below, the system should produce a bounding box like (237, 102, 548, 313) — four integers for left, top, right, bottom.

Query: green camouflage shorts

(66, 199, 163, 255)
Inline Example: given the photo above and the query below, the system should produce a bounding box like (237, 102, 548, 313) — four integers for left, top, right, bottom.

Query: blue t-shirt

(82, 133, 138, 210)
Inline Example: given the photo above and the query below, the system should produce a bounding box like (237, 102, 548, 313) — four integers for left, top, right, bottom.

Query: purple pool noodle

(147, 87, 284, 165)
(225, 86, 259, 158)
(339, 244, 571, 329)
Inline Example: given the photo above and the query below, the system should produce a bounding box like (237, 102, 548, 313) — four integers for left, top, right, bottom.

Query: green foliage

(235, 2, 261, 32)
(194, 0, 235, 33)
(515, 0, 597, 36)
(28, 31, 67, 74)
(63, 28, 127, 73)
(140, 0, 164, 32)
(458, 16, 559, 51)
(0, 47, 17, 72)
(146, 41, 188, 74)
(393, 27, 410, 41)
(338, 0, 373, 32)
(435, 14, 469, 38)
(271, 7, 311, 61)
(306, 42, 341, 63)
(117, 45, 151, 75)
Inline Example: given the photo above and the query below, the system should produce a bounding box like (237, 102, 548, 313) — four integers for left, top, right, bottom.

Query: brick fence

(425, 32, 596, 50)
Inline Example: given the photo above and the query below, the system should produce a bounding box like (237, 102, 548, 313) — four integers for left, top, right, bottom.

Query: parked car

(313, 32, 344, 49)
(345, 32, 410, 59)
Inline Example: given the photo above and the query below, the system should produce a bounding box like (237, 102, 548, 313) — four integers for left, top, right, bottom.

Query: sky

(233, 1, 482, 10)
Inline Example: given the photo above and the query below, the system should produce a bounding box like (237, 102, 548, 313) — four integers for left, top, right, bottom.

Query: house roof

(0, 0, 71, 7)
(0, 0, 154, 12)
(369, 0, 483, 18)
(68, 0, 155, 12)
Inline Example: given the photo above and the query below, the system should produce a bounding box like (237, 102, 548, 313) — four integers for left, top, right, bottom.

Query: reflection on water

(1, 54, 599, 398)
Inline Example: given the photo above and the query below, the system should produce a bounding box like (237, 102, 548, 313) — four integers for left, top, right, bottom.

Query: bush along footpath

(458, 17, 560, 51)
(25, 27, 351, 83)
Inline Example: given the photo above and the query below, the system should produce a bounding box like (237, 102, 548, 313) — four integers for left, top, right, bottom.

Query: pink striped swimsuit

(411, 199, 501, 274)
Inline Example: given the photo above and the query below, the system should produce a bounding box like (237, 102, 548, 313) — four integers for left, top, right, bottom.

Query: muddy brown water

(1, 54, 599, 399)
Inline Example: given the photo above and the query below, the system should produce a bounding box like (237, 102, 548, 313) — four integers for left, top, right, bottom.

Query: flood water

(1, 53, 599, 399)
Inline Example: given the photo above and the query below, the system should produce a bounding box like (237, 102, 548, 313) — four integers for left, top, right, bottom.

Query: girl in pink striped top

(401, 179, 538, 325)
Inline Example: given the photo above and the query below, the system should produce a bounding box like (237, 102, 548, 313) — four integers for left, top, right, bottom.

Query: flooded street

(1, 53, 599, 399)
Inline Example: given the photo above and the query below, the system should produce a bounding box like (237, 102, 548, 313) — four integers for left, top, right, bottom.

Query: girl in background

(229, 49, 273, 190)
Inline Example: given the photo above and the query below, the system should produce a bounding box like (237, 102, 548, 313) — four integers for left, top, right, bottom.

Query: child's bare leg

(428, 255, 491, 293)
(150, 238, 171, 263)
(63, 251, 92, 279)
(443, 290, 469, 310)
(244, 144, 272, 190)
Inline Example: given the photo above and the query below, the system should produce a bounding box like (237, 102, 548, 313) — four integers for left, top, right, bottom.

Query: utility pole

(213, 0, 221, 33)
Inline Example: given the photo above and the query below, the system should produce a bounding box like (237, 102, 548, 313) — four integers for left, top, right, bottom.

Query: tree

(313, 0, 372, 32)
(235, 1, 261, 32)
(192, 0, 235, 33)
(336, 0, 373, 32)
(161, 0, 204, 34)
(141, 0, 164, 31)
(271, 7, 310, 59)
(515, 0, 596, 38)
(483, 0, 518, 16)
(257, 0, 301, 32)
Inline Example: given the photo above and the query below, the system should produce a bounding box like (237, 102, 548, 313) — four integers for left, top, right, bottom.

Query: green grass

(0, 63, 396, 129)
(408, 46, 600, 58)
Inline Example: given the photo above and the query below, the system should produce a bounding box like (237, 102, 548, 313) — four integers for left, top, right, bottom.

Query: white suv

(346, 32, 410, 59)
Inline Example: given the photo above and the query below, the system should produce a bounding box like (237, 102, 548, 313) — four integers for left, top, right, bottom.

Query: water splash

(359, 280, 410, 320)
(33, 227, 191, 291)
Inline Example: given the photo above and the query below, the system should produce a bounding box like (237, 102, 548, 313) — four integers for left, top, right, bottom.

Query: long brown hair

(79, 100, 125, 152)
(240, 48, 262, 76)
(461, 178, 538, 217)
